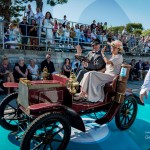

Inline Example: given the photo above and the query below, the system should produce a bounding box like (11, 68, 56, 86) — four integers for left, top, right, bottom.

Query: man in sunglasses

(75, 38, 106, 82)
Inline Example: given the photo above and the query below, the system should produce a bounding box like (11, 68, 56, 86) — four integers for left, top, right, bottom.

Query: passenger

(76, 38, 106, 83)
(74, 40, 124, 102)
(140, 69, 150, 104)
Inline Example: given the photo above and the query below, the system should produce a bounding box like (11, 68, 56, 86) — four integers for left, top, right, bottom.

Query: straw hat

(107, 40, 124, 53)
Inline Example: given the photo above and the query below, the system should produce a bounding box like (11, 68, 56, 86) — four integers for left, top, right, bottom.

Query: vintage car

(0, 64, 143, 150)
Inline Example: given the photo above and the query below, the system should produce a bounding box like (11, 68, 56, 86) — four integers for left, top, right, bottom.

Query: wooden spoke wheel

(0, 92, 21, 131)
(21, 112, 71, 150)
(115, 95, 137, 130)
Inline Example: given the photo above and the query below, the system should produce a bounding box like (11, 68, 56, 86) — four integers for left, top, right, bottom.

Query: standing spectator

(0, 56, 14, 83)
(5, 23, 19, 49)
(41, 54, 55, 74)
(62, 58, 71, 78)
(53, 19, 58, 41)
(122, 26, 127, 36)
(29, 19, 38, 50)
(34, 8, 44, 37)
(24, 4, 34, 24)
(43, 11, 54, 44)
(19, 16, 29, 50)
(61, 15, 68, 28)
(13, 57, 28, 82)
(140, 69, 150, 104)
(103, 22, 107, 33)
(34, 8, 44, 27)
(90, 20, 96, 32)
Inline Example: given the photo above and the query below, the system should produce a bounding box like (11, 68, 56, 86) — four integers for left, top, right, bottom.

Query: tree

(142, 29, 150, 36)
(27, 0, 68, 11)
(126, 23, 143, 34)
(0, 0, 68, 21)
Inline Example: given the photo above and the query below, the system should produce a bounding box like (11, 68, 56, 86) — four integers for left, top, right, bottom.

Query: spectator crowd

(1, 4, 150, 53)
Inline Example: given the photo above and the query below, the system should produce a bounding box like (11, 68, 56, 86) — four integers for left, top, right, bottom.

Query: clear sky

(25, 0, 150, 29)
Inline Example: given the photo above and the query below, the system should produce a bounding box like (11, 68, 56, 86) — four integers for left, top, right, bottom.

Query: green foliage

(142, 29, 150, 36)
(133, 29, 142, 35)
(48, 0, 68, 6)
(10, 0, 26, 18)
(126, 23, 143, 33)
(109, 23, 143, 36)
(108, 26, 124, 34)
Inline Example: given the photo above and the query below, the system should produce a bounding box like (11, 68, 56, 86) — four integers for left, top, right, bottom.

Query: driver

(75, 38, 106, 83)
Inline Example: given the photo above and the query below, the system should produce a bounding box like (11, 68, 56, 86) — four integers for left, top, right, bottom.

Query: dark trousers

(22, 37, 28, 50)
(76, 69, 88, 83)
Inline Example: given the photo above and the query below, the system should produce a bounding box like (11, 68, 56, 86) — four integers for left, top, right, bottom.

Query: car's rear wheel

(115, 95, 137, 130)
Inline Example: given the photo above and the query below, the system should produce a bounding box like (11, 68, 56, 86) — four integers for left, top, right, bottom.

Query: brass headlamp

(67, 72, 79, 94)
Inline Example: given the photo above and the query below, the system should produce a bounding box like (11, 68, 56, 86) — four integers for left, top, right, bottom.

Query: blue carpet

(0, 94, 150, 150)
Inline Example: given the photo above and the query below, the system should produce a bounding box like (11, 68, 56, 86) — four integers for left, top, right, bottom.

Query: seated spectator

(74, 25, 85, 48)
(70, 26, 76, 45)
(13, 57, 28, 82)
(84, 28, 91, 43)
(91, 29, 97, 41)
(0, 56, 14, 83)
(135, 60, 143, 80)
(144, 38, 150, 53)
(62, 58, 71, 78)
(27, 59, 40, 80)
(142, 61, 150, 79)
(41, 54, 55, 74)
(129, 59, 137, 80)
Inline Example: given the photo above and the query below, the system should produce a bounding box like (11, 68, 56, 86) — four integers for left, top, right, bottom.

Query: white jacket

(140, 69, 150, 94)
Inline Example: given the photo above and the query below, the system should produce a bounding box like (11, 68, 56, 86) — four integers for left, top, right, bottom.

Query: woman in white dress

(43, 11, 54, 44)
(74, 40, 124, 102)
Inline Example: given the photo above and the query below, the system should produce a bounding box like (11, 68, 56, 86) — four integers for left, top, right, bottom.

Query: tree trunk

(0, 0, 11, 21)
(36, 0, 43, 12)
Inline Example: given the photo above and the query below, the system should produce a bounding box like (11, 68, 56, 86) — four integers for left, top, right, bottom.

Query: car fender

(63, 106, 86, 132)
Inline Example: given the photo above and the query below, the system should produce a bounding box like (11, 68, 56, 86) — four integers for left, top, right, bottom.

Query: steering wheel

(75, 55, 90, 63)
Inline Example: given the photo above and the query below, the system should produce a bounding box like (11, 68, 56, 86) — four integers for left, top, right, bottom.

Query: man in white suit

(140, 69, 150, 103)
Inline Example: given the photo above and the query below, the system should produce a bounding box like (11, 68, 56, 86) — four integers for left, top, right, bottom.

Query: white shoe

(59, 44, 62, 47)
(62, 45, 65, 48)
